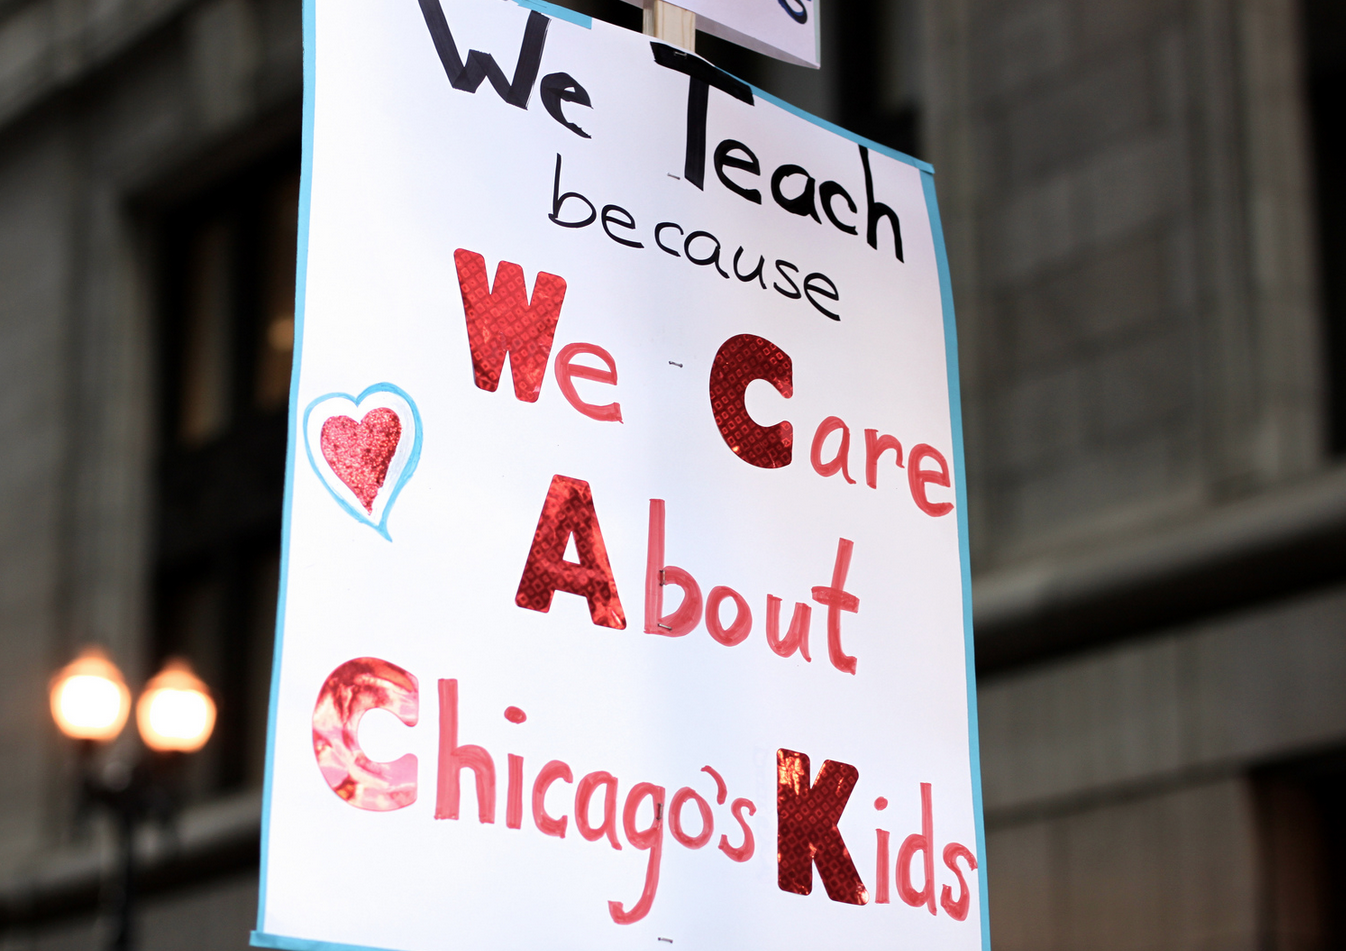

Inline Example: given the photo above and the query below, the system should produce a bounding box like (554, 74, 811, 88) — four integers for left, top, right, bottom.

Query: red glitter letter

(810, 416, 856, 484)
(709, 334, 793, 469)
(644, 499, 702, 637)
(776, 749, 868, 905)
(532, 760, 573, 838)
(515, 475, 626, 629)
(897, 782, 936, 914)
(312, 657, 418, 812)
(554, 342, 622, 422)
(908, 444, 954, 517)
(576, 771, 622, 850)
(435, 679, 496, 823)
(455, 248, 566, 402)
(609, 783, 666, 924)
(765, 595, 811, 661)
(940, 842, 978, 921)
(811, 539, 860, 675)
(863, 429, 903, 489)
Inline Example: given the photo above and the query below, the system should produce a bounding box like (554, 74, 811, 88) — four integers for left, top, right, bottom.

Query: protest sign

(253, 2, 987, 949)
(625, 0, 822, 68)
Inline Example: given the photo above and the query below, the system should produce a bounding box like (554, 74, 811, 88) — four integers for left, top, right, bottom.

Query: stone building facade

(0, 0, 1341, 948)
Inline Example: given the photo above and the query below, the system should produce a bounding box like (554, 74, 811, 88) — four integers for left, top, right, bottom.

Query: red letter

(765, 595, 811, 661)
(706, 585, 752, 646)
(506, 754, 524, 829)
(554, 342, 622, 422)
(940, 843, 978, 920)
(532, 760, 573, 838)
(709, 334, 793, 468)
(897, 782, 936, 914)
(810, 416, 856, 483)
(776, 749, 868, 904)
(435, 679, 495, 823)
(516, 475, 626, 629)
(609, 783, 666, 924)
(670, 787, 714, 848)
(719, 797, 756, 862)
(312, 657, 418, 812)
(863, 429, 903, 489)
(811, 539, 860, 675)
(576, 771, 622, 849)
(908, 444, 953, 516)
(875, 829, 891, 903)
(644, 499, 702, 636)
(455, 249, 566, 402)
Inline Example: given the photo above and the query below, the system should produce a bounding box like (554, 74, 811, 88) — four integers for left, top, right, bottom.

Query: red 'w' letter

(776, 748, 868, 905)
(455, 249, 566, 402)
(515, 475, 627, 629)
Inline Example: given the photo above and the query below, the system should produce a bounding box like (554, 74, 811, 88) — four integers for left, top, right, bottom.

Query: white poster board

(622, 0, 822, 68)
(254, 2, 987, 949)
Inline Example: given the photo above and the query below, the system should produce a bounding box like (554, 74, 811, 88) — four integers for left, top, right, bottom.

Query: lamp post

(50, 648, 216, 951)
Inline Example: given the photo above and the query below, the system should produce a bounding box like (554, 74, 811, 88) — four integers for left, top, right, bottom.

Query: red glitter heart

(320, 408, 403, 513)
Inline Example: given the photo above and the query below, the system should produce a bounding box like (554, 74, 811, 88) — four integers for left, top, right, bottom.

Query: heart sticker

(303, 383, 422, 539)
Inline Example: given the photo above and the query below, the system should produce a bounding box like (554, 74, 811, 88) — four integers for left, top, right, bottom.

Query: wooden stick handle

(642, 0, 695, 50)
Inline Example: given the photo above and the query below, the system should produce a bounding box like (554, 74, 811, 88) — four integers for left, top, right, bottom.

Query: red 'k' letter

(516, 475, 627, 629)
(455, 248, 566, 402)
(776, 748, 868, 905)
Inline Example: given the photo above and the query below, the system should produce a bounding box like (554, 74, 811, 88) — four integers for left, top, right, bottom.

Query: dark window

(831, 0, 920, 158)
(1305, 0, 1346, 453)
(1255, 751, 1346, 949)
(154, 146, 300, 794)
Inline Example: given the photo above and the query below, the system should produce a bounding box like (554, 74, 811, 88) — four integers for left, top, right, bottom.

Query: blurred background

(0, 0, 1343, 947)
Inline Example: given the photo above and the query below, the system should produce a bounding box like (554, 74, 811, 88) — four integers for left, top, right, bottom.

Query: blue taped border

(921, 169, 991, 950)
(253, 933, 403, 951)
(254, 0, 315, 937)
(511, 0, 592, 27)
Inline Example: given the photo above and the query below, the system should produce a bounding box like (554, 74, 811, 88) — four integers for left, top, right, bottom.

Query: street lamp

(136, 659, 216, 754)
(50, 649, 216, 951)
(50, 648, 132, 742)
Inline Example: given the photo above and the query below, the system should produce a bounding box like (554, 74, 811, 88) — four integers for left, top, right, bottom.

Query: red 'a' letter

(455, 248, 567, 402)
(777, 748, 868, 905)
(515, 475, 627, 629)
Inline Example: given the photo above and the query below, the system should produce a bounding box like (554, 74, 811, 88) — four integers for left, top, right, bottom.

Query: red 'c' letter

(516, 475, 626, 629)
(532, 760, 573, 838)
(312, 657, 418, 812)
(455, 249, 566, 402)
(709, 334, 793, 468)
(776, 749, 868, 904)
(554, 342, 622, 422)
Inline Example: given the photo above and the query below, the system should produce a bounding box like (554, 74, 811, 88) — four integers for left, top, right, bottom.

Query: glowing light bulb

(136, 659, 216, 753)
(50, 648, 131, 742)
